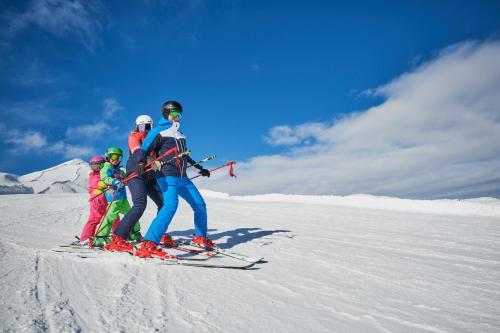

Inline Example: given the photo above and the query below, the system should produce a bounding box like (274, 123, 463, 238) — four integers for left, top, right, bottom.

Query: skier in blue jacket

(134, 100, 212, 259)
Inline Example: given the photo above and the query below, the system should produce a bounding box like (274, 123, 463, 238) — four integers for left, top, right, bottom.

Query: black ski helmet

(161, 100, 183, 119)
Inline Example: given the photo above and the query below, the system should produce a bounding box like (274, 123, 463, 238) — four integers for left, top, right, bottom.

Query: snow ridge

(200, 190, 500, 217)
(0, 172, 34, 194)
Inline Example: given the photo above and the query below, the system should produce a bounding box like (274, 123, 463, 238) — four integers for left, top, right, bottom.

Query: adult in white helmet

(106, 114, 163, 253)
(135, 115, 153, 133)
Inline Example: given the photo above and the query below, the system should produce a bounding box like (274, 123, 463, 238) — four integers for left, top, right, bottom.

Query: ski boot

(104, 235, 135, 254)
(92, 236, 110, 248)
(70, 236, 90, 247)
(128, 231, 143, 243)
(135, 240, 176, 259)
(160, 233, 177, 247)
(192, 236, 216, 250)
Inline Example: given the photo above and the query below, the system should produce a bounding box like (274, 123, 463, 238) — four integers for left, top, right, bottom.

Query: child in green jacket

(92, 147, 142, 248)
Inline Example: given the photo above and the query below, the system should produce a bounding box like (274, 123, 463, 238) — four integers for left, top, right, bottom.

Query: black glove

(136, 162, 145, 177)
(199, 168, 210, 177)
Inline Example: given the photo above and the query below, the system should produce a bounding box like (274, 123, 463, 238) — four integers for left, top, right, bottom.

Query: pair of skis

(51, 241, 263, 269)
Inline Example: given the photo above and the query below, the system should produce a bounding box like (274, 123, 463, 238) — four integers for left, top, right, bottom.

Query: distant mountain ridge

(18, 158, 90, 194)
(0, 172, 34, 194)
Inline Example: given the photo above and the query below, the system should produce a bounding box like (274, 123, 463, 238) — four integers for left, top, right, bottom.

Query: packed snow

(1, 190, 499, 332)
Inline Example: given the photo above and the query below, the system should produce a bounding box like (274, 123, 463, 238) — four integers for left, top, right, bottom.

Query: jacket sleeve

(100, 163, 115, 185)
(128, 132, 142, 154)
(135, 129, 160, 164)
(186, 156, 203, 170)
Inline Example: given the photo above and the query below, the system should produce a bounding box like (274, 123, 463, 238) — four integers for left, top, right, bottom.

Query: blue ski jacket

(136, 117, 190, 177)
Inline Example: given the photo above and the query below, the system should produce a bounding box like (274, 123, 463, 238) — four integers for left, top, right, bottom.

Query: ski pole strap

(190, 161, 237, 180)
(228, 161, 236, 177)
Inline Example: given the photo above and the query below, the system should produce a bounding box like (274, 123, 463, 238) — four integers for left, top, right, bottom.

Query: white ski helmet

(135, 115, 153, 132)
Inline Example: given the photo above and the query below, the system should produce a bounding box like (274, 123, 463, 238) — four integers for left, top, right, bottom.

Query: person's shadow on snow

(169, 228, 291, 249)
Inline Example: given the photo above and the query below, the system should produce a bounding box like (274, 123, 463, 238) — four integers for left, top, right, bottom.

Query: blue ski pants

(144, 176, 207, 244)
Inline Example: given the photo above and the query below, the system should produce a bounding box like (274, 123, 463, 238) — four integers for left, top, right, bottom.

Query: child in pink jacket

(77, 156, 119, 245)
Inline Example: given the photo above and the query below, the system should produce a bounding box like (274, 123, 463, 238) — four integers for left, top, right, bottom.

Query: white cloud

(206, 40, 500, 199)
(5, 129, 47, 150)
(1, 124, 95, 159)
(47, 141, 95, 159)
(264, 123, 330, 146)
(66, 122, 111, 140)
(3, 0, 103, 51)
(103, 97, 124, 119)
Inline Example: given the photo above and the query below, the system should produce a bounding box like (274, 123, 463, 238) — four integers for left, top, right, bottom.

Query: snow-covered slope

(18, 159, 89, 194)
(1, 192, 499, 332)
(0, 172, 34, 194)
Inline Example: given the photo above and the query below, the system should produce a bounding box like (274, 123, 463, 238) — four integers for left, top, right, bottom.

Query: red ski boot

(135, 240, 176, 259)
(104, 235, 135, 254)
(192, 236, 216, 250)
(160, 233, 177, 247)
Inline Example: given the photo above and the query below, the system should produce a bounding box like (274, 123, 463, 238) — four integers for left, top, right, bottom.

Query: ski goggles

(138, 123, 152, 132)
(169, 110, 182, 119)
(109, 153, 122, 162)
(89, 163, 102, 170)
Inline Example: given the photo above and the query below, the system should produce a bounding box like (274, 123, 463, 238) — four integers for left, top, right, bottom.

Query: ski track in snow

(0, 193, 500, 332)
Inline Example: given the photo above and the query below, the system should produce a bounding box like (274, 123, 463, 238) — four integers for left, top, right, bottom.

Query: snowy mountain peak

(18, 159, 90, 194)
(63, 158, 87, 165)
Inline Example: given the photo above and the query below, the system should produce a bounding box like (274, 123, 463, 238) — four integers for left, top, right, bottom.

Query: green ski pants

(95, 199, 141, 243)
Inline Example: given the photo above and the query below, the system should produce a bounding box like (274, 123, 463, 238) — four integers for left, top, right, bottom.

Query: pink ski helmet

(89, 156, 105, 169)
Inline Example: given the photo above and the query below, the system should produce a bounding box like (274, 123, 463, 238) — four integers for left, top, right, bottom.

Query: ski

(51, 246, 132, 259)
(52, 244, 213, 261)
(159, 245, 215, 261)
(161, 244, 217, 258)
(142, 256, 256, 269)
(168, 259, 255, 269)
(64, 252, 255, 269)
(52, 245, 104, 254)
(210, 248, 263, 264)
(179, 241, 264, 263)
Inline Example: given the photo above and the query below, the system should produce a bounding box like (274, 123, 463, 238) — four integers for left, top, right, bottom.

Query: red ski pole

(123, 149, 191, 183)
(123, 146, 180, 184)
(190, 161, 237, 180)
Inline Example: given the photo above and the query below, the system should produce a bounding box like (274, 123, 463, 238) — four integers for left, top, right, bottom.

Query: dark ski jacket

(134, 117, 197, 178)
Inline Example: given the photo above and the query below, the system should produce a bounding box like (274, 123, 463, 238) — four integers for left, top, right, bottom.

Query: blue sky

(1, 0, 500, 198)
